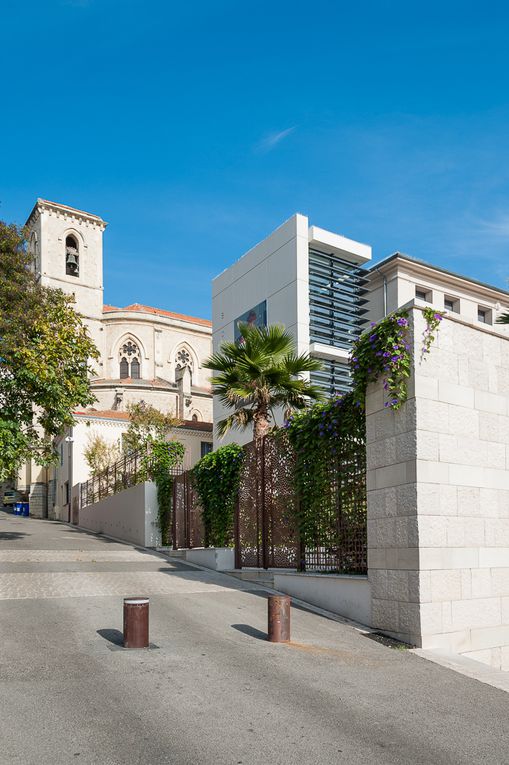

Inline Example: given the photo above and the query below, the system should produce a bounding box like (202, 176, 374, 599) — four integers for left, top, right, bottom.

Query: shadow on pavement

(231, 624, 267, 641)
(97, 628, 124, 646)
(62, 527, 120, 543)
(0, 532, 29, 541)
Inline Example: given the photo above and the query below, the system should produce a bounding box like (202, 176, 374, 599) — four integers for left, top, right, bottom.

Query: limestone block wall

(367, 305, 509, 670)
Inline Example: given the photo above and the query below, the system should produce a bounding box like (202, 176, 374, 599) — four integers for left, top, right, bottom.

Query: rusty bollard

(268, 595, 291, 642)
(123, 597, 149, 648)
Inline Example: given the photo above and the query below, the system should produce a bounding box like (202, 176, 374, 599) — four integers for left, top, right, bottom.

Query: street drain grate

(363, 632, 414, 650)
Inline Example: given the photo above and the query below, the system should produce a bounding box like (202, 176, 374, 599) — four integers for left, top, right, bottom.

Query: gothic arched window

(118, 339, 141, 379)
(175, 346, 194, 383)
(65, 235, 79, 277)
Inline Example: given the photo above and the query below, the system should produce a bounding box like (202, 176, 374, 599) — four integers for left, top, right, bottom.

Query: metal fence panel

(172, 472, 205, 550)
(235, 434, 367, 573)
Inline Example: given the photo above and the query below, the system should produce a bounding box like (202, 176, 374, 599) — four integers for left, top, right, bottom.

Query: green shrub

(146, 439, 185, 545)
(192, 444, 244, 547)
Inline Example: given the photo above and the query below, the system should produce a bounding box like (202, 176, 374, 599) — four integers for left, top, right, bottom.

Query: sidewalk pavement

(1, 511, 508, 765)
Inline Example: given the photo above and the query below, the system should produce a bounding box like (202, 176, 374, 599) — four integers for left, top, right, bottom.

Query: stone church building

(21, 198, 213, 518)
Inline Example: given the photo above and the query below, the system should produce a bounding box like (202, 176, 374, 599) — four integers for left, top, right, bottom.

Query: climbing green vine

(192, 444, 244, 547)
(350, 307, 444, 410)
(145, 440, 185, 545)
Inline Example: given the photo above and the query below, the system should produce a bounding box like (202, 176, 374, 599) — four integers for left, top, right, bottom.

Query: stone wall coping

(400, 299, 509, 340)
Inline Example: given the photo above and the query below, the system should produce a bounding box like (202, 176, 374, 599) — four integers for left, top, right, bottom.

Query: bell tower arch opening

(65, 234, 79, 277)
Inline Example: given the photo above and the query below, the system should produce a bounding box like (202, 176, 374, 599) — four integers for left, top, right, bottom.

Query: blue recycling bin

(22, 502, 29, 517)
(14, 502, 21, 515)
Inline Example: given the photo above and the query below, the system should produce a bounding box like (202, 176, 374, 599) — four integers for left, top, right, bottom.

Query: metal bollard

(268, 595, 291, 642)
(123, 597, 149, 648)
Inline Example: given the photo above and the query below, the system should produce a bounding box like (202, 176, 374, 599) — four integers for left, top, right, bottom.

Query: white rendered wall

(51, 417, 212, 519)
(366, 306, 509, 670)
(212, 214, 310, 444)
(79, 481, 160, 547)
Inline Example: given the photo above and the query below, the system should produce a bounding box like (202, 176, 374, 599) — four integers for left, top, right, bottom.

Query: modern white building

(212, 214, 509, 443)
(212, 213, 372, 443)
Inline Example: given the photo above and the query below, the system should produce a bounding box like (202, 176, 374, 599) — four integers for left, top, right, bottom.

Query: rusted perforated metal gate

(235, 437, 299, 569)
(235, 434, 367, 574)
(172, 472, 205, 549)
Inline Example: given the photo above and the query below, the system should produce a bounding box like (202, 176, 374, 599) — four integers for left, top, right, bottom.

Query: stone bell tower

(25, 198, 107, 366)
(22, 199, 108, 518)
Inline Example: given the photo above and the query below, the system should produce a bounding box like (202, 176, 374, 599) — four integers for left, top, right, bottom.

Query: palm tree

(204, 323, 323, 442)
(497, 312, 509, 324)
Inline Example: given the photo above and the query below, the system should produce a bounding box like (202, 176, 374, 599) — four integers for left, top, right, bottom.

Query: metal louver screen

(308, 248, 368, 396)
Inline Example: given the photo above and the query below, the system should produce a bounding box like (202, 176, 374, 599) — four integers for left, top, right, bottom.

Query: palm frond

(216, 407, 255, 437)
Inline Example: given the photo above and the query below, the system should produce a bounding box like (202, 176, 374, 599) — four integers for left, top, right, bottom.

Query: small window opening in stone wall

(444, 295, 460, 313)
(65, 235, 79, 277)
(477, 306, 492, 324)
(415, 286, 432, 303)
(201, 441, 213, 458)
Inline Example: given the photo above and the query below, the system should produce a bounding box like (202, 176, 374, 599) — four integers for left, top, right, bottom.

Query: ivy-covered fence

(284, 393, 367, 573)
(173, 444, 245, 550)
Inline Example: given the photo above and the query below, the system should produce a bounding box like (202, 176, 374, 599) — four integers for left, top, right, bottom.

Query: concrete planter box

(185, 547, 235, 571)
(273, 572, 372, 626)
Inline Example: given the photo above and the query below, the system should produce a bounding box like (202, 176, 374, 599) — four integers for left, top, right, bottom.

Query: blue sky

(2, 0, 509, 318)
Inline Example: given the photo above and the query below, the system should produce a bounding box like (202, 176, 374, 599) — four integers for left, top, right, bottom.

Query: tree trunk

(253, 408, 269, 444)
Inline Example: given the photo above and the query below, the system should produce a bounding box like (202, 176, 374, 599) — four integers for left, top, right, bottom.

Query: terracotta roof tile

(103, 303, 211, 327)
(74, 409, 213, 431)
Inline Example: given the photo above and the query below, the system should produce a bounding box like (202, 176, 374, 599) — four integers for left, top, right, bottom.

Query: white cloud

(256, 127, 295, 154)
(476, 214, 509, 238)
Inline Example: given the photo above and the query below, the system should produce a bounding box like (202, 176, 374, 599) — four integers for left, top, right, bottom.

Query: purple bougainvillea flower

(434, 313, 442, 321)
(397, 317, 408, 327)
(370, 322, 376, 327)
(369, 334, 377, 341)
(391, 355, 399, 362)
(383, 351, 391, 358)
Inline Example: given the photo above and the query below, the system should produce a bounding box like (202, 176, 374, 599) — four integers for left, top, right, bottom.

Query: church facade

(21, 198, 213, 518)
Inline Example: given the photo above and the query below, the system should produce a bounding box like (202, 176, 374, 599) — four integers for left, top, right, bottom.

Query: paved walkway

(1, 511, 508, 765)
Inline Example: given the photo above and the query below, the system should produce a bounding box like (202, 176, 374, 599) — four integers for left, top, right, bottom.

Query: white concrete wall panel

(79, 481, 160, 547)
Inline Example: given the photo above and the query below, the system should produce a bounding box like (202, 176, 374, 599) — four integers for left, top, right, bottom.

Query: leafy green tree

(84, 433, 121, 476)
(0, 221, 99, 479)
(204, 323, 323, 442)
(122, 401, 180, 454)
(497, 312, 509, 324)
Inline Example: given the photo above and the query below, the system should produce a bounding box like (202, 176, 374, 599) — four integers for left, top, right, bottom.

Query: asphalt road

(1, 511, 508, 765)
